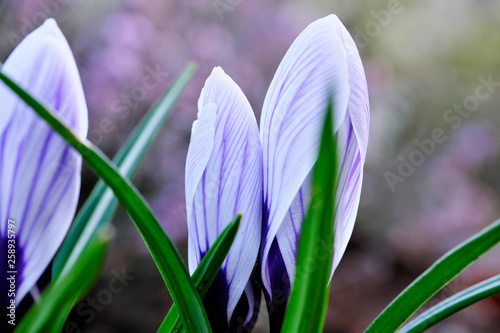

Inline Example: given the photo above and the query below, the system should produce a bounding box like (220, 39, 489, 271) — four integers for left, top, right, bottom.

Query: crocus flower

(0, 18, 88, 313)
(260, 15, 369, 329)
(185, 67, 262, 331)
(187, 14, 368, 332)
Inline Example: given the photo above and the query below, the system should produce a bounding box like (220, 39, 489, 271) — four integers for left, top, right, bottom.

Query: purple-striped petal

(332, 112, 364, 278)
(185, 67, 262, 330)
(0, 19, 88, 304)
(260, 14, 370, 305)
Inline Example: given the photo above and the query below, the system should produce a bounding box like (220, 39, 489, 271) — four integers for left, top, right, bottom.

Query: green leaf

(0, 66, 212, 333)
(158, 215, 241, 333)
(15, 226, 112, 333)
(364, 218, 500, 333)
(399, 274, 500, 333)
(281, 100, 337, 333)
(53, 63, 196, 280)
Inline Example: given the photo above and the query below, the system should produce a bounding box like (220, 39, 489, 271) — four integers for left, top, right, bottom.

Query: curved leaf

(399, 274, 500, 333)
(53, 63, 196, 280)
(281, 101, 337, 333)
(364, 218, 500, 333)
(15, 226, 112, 333)
(0, 67, 212, 333)
(159, 215, 241, 332)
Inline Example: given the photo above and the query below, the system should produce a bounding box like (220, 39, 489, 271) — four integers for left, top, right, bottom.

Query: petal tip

(42, 17, 59, 29)
(206, 66, 232, 88)
(29, 18, 64, 44)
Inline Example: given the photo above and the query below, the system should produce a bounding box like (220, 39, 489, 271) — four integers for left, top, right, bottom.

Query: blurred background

(1, 0, 500, 332)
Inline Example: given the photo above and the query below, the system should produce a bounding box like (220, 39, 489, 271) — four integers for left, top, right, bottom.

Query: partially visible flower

(0, 18, 88, 311)
(259, 14, 370, 329)
(185, 67, 262, 331)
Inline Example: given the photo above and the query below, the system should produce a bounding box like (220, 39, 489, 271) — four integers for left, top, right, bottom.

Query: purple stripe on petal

(19, 131, 54, 229)
(0, 18, 88, 304)
(260, 15, 352, 296)
(186, 67, 262, 326)
(330, 116, 364, 278)
(260, 15, 370, 301)
(275, 176, 311, 288)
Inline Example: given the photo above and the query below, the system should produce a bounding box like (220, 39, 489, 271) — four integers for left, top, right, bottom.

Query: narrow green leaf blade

(15, 227, 112, 333)
(53, 63, 196, 280)
(281, 101, 337, 333)
(399, 274, 500, 333)
(364, 219, 500, 333)
(0, 68, 212, 333)
(158, 215, 241, 333)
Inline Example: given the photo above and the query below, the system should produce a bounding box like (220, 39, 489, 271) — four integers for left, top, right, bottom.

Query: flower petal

(274, 175, 311, 287)
(260, 14, 370, 299)
(336, 16, 370, 161)
(331, 113, 364, 278)
(330, 13, 369, 278)
(260, 14, 351, 296)
(185, 67, 262, 328)
(0, 19, 88, 303)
